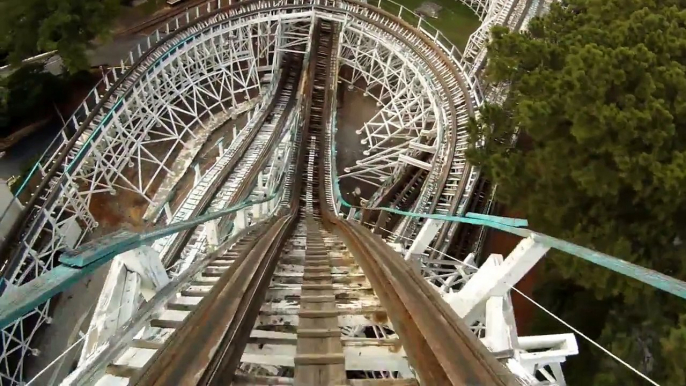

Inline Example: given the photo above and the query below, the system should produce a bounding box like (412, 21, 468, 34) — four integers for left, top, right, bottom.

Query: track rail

(0, 2, 497, 384)
(53, 14, 516, 385)
(154, 57, 303, 269)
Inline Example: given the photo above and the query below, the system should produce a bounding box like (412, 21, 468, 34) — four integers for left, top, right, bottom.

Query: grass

(378, 0, 481, 49)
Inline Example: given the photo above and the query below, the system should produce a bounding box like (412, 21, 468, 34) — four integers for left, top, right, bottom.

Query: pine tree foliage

(0, 0, 120, 72)
(469, 0, 686, 383)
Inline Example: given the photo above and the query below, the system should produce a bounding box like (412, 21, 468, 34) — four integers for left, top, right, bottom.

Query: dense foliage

(0, 64, 65, 136)
(0, 0, 120, 72)
(468, 0, 686, 383)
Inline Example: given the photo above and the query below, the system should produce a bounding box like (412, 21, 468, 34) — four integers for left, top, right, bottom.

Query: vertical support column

(217, 138, 224, 156)
(403, 218, 442, 261)
(193, 164, 201, 185)
(346, 207, 356, 220)
(206, 220, 220, 250)
(261, 198, 270, 218)
(252, 201, 261, 220)
(163, 203, 173, 222)
(257, 171, 265, 191)
(235, 209, 247, 231)
(483, 296, 515, 354)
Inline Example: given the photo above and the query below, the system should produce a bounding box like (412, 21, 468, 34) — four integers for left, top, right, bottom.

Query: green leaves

(0, 64, 65, 135)
(0, 0, 120, 73)
(471, 0, 686, 382)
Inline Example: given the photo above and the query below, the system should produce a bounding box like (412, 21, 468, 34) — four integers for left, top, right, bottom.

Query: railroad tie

(294, 212, 346, 385)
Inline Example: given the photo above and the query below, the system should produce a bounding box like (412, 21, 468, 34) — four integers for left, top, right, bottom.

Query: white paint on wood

(120, 246, 170, 301)
(404, 218, 442, 261)
(445, 237, 549, 323)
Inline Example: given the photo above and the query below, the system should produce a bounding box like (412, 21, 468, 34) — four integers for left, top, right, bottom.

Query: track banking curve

(0, 1, 485, 384)
(66, 21, 514, 385)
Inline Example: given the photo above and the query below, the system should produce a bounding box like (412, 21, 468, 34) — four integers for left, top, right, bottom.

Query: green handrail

(330, 146, 686, 301)
(0, 183, 282, 330)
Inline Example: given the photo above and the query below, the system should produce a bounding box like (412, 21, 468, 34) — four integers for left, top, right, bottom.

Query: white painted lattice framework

(0, 0, 492, 384)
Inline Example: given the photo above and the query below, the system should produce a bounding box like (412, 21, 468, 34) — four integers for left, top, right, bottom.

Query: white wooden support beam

(120, 246, 170, 301)
(404, 218, 442, 261)
(346, 207, 356, 220)
(163, 203, 172, 222)
(482, 296, 516, 353)
(257, 171, 265, 189)
(193, 164, 201, 185)
(58, 217, 83, 249)
(206, 219, 220, 250)
(517, 333, 578, 380)
(445, 237, 549, 323)
(79, 259, 140, 363)
(408, 141, 436, 154)
(505, 359, 540, 385)
(217, 138, 224, 156)
(253, 203, 262, 220)
(398, 154, 432, 171)
(235, 209, 247, 231)
(261, 200, 270, 218)
(440, 253, 477, 292)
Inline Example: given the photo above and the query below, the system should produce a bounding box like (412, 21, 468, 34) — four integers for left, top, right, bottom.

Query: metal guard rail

(0, 171, 288, 330)
(328, 120, 686, 302)
(333, 182, 686, 301)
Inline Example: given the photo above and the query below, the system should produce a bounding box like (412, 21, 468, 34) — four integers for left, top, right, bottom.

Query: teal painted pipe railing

(328, 123, 686, 301)
(0, 186, 281, 330)
(2, 125, 686, 330)
(332, 164, 686, 301)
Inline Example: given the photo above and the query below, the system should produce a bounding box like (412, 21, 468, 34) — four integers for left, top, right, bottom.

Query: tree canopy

(469, 0, 686, 383)
(0, 0, 120, 72)
(0, 64, 65, 135)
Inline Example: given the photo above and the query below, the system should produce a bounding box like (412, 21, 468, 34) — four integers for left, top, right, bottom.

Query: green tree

(0, 64, 65, 135)
(0, 0, 120, 72)
(469, 0, 686, 383)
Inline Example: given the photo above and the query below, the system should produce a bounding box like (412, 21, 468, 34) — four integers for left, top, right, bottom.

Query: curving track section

(57, 21, 516, 384)
(0, 0, 528, 384)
